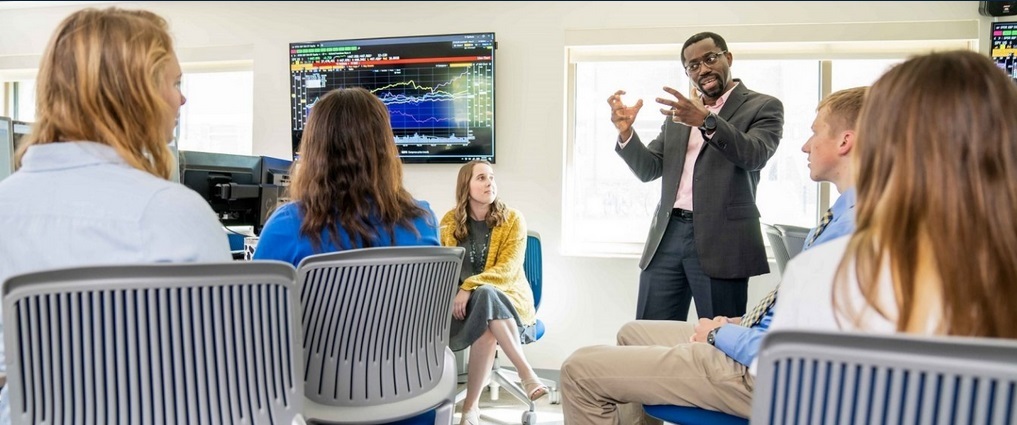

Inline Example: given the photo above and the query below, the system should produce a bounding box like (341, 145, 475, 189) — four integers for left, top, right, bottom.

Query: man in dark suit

(608, 32, 784, 320)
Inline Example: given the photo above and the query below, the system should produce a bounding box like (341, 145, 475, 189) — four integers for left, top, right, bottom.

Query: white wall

(0, 1, 988, 369)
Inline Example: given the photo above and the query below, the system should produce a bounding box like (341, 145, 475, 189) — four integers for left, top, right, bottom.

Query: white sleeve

(749, 257, 805, 375)
(768, 260, 806, 334)
(617, 131, 635, 149)
(140, 185, 233, 263)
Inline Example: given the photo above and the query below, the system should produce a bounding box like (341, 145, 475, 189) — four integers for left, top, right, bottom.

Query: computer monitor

(178, 150, 292, 234)
(0, 117, 12, 181)
(992, 22, 1017, 83)
(12, 120, 31, 153)
(289, 32, 496, 164)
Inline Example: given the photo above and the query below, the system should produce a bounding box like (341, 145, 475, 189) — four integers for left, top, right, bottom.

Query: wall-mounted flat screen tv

(289, 32, 496, 163)
(992, 22, 1017, 83)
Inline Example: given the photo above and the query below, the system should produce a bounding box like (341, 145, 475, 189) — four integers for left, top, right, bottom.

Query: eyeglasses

(684, 51, 727, 74)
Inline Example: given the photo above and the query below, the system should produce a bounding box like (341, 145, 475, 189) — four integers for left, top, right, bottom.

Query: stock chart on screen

(290, 33, 496, 163)
(992, 22, 1017, 84)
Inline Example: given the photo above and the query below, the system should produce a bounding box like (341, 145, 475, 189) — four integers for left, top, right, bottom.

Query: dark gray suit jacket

(616, 80, 783, 279)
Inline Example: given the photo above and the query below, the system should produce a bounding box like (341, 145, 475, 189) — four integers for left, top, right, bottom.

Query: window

(568, 60, 687, 248)
(2, 68, 253, 156)
(175, 70, 254, 155)
(564, 30, 975, 256)
(11, 80, 35, 121)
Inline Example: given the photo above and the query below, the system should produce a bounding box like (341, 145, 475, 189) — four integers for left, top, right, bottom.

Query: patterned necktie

(741, 287, 777, 327)
(806, 208, 835, 248)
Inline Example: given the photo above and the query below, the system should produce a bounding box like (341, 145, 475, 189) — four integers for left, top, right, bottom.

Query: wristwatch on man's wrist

(699, 112, 718, 132)
(707, 327, 719, 346)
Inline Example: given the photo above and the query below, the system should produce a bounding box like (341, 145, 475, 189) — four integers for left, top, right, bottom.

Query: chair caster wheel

(522, 411, 537, 425)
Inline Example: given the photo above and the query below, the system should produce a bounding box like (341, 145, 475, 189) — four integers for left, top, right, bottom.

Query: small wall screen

(992, 22, 1017, 83)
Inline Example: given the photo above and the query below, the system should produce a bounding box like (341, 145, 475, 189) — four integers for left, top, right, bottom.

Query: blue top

(0, 141, 232, 424)
(253, 200, 440, 267)
(713, 188, 856, 366)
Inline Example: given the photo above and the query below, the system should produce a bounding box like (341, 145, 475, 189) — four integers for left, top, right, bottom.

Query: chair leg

(434, 400, 455, 425)
(490, 368, 534, 412)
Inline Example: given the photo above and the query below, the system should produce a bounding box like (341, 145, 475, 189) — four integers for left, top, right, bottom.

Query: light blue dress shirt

(713, 188, 856, 366)
(0, 141, 232, 423)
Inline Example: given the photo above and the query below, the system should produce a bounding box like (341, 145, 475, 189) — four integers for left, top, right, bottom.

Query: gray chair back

(763, 223, 792, 275)
(775, 224, 810, 260)
(2, 262, 302, 425)
(296, 246, 463, 423)
(764, 223, 812, 275)
(753, 330, 1017, 424)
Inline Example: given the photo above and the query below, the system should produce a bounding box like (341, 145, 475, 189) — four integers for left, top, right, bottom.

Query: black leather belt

(672, 208, 693, 220)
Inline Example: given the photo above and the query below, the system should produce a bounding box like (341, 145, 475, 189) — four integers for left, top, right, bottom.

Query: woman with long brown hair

(254, 87, 438, 266)
(440, 160, 548, 425)
(769, 50, 1017, 340)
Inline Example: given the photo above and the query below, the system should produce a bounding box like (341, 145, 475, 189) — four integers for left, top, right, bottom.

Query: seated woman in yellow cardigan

(440, 160, 549, 425)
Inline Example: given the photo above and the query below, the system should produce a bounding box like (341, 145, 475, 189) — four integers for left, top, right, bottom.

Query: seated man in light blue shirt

(560, 86, 867, 424)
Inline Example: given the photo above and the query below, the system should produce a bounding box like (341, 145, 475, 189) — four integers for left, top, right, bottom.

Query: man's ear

(838, 130, 855, 156)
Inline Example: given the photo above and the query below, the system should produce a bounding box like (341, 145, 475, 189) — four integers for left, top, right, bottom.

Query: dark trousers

(636, 214, 748, 320)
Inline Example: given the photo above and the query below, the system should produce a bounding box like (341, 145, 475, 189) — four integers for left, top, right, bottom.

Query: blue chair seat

(644, 405, 748, 425)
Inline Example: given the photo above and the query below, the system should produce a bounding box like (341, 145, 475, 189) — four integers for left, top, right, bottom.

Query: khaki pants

(560, 321, 753, 424)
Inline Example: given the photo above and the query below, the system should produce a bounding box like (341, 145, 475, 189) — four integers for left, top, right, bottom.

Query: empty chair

(2, 262, 303, 425)
(754, 330, 1017, 425)
(774, 223, 810, 260)
(296, 246, 464, 424)
(762, 223, 812, 275)
(763, 223, 792, 275)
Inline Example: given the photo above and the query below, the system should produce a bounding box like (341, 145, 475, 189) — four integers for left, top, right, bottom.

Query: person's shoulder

(734, 81, 780, 104)
(412, 198, 438, 218)
(439, 208, 457, 226)
(262, 202, 301, 227)
(504, 206, 524, 220)
(414, 198, 432, 210)
(147, 181, 214, 214)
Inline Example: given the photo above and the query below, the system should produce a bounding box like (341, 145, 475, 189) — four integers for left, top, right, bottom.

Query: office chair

(763, 223, 812, 276)
(763, 223, 792, 276)
(2, 262, 304, 425)
(296, 246, 464, 425)
(773, 223, 810, 261)
(454, 230, 559, 425)
(754, 330, 1017, 424)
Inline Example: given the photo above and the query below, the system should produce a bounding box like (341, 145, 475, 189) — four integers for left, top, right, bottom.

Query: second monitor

(178, 150, 292, 234)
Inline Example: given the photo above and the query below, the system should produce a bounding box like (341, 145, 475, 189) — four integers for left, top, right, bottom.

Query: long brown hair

(17, 7, 177, 179)
(289, 87, 428, 251)
(451, 160, 507, 242)
(836, 50, 1017, 339)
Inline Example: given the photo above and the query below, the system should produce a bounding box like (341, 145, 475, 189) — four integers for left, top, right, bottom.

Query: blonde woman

(770, 50, 1017, 340)
(440, 160, 548, 425)
(0, 7, 231, 424)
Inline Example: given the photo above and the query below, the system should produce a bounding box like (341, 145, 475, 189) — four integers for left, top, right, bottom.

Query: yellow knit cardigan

(439, 207, 536, 326)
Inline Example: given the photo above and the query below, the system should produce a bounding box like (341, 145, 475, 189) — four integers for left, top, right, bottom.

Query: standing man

(608, 32, 784, 320)
(562, 86, 866, 424)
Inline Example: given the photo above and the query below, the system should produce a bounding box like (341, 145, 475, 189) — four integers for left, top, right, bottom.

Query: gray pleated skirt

(449, 285, 537, 351)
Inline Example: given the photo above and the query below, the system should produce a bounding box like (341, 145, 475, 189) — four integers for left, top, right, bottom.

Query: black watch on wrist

(707, 327, 719, 346)
(699, 112, 718, 132)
